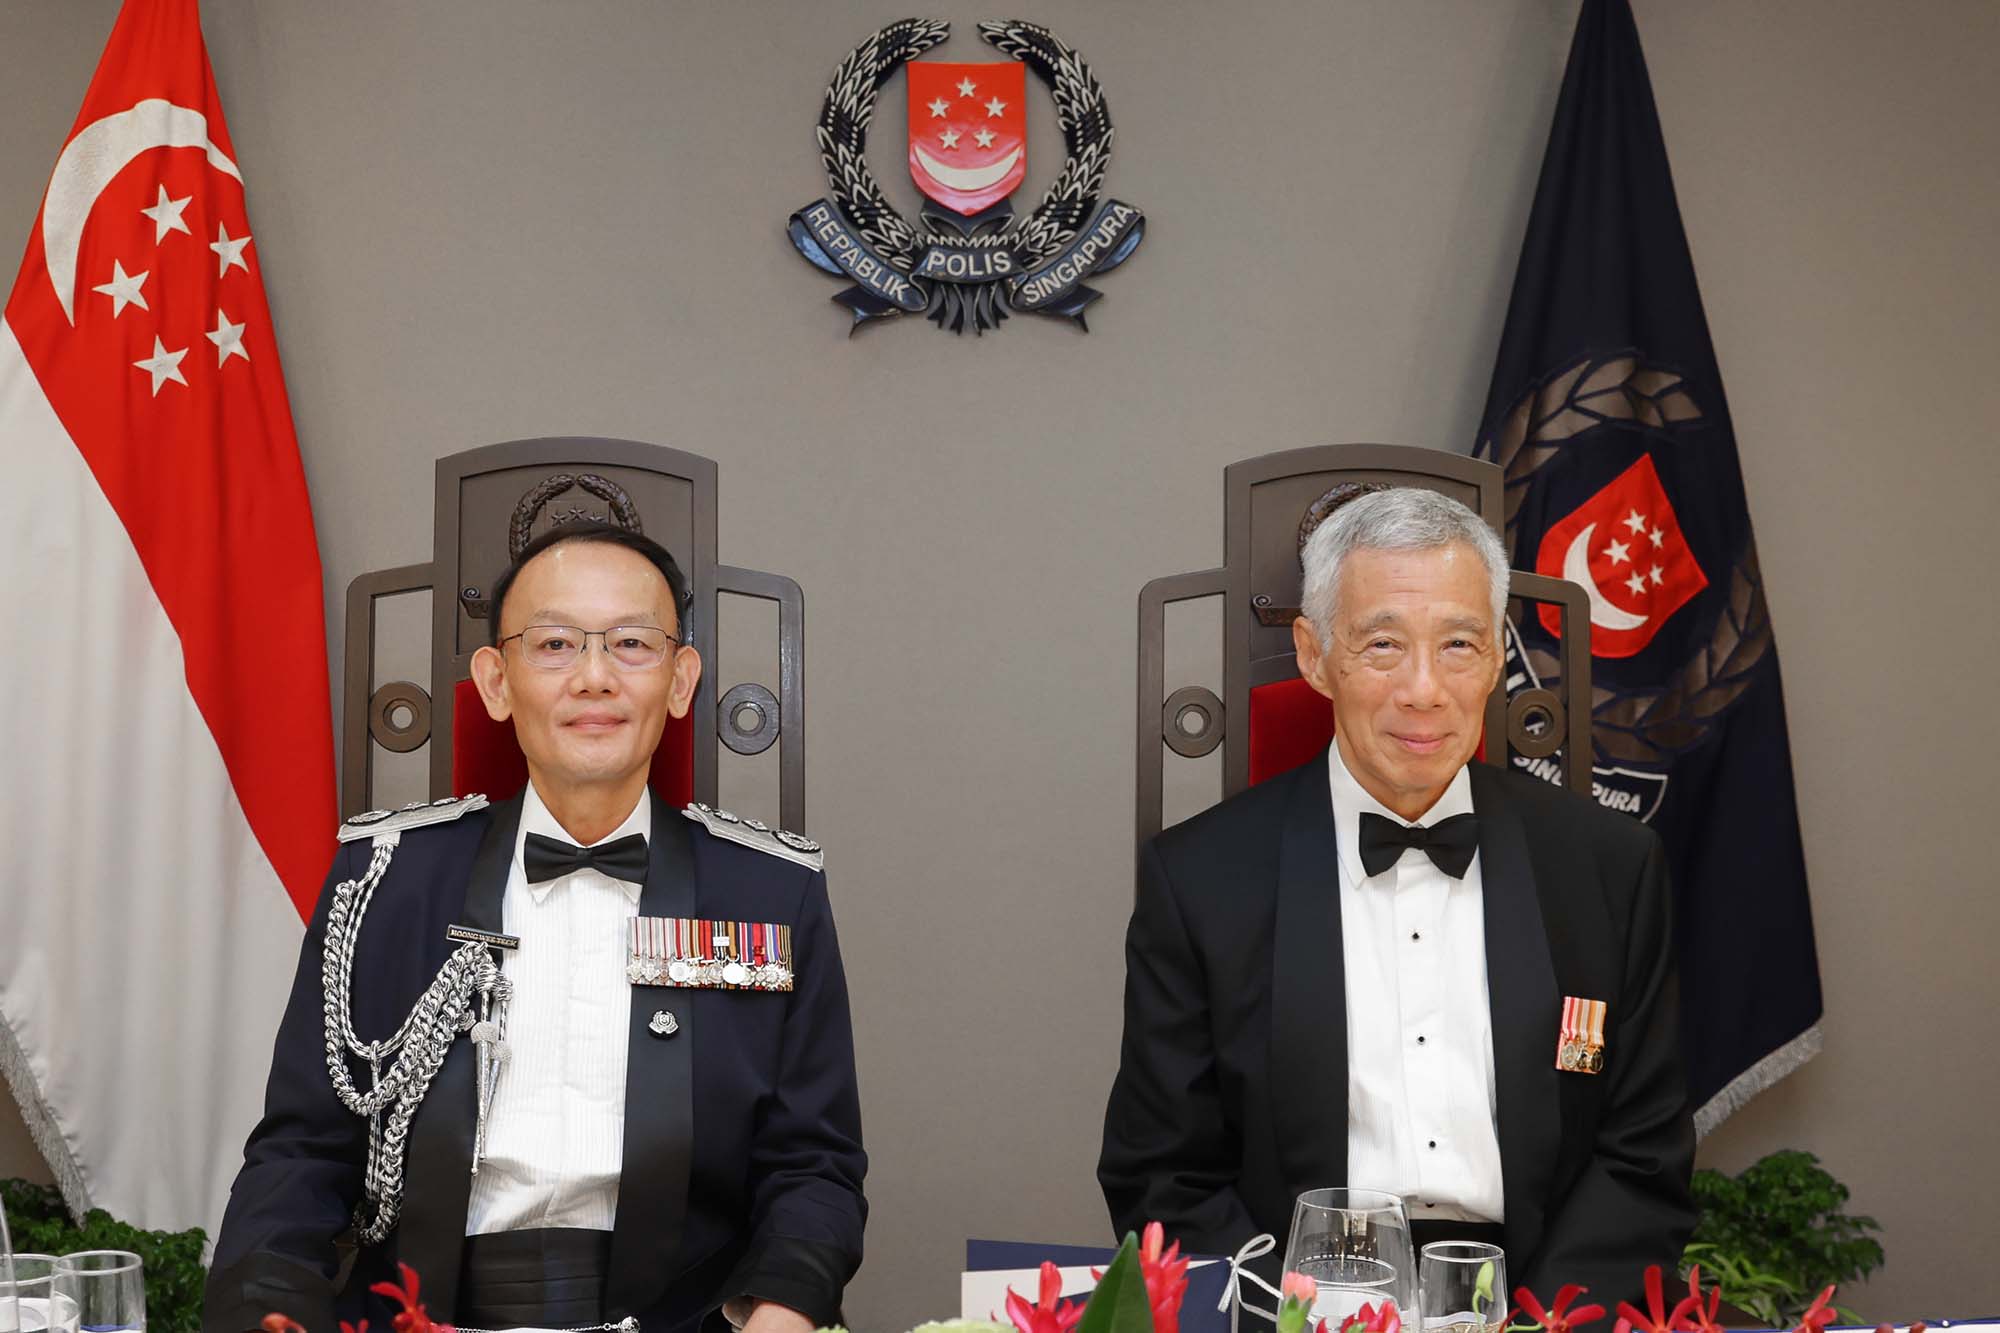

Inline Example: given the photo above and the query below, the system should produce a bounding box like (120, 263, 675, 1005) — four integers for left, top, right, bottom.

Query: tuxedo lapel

(1469, 764, 1562, 1265)
(605, 794, 698, 1317)
(1270, 752, 1350, 1198)
(399, 791, 522, 1320)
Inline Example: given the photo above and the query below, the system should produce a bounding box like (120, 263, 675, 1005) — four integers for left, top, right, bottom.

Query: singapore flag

(0, 0, 335, 1234)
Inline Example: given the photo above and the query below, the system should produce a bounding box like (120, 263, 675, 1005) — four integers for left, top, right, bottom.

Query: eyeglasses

(498, 624, 681, 671)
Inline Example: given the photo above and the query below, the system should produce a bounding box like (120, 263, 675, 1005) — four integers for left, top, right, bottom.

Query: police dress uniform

(204, 789, 866, 1333)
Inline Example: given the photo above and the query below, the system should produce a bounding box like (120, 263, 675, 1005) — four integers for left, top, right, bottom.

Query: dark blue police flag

(1474, 0, 1822, 1133)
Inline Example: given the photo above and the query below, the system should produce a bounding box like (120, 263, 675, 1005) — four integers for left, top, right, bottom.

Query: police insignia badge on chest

(627, 916, 795, 992)
(1556, 995, 1608, 1074)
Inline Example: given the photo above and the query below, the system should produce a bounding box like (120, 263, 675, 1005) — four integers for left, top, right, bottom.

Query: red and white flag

(0, 0, 334, 1233)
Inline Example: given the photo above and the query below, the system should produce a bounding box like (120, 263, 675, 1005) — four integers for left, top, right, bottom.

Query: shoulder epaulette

(683, 802, 824, 871)
(338, 793, 491, 843)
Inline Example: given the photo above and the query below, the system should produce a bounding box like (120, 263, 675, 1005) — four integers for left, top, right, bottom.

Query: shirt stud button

(1411, 931, 1421, 941)
(1416, 1035, 1426, 1045)
(1428, 1139, 1438, 1149)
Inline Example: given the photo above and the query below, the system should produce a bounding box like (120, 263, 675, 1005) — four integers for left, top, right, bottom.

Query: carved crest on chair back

(343, 437, 805, 829)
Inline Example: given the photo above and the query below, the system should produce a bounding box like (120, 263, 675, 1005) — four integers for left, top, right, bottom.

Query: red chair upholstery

(450, 678, 695, 808)
(1247, 679, 1334, 786)
(1246, 681, 1492, 788)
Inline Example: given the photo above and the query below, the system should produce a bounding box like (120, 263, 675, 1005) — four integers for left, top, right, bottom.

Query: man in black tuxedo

(1099, 488, 1693, 1309)
(206, 526, 865, 1333)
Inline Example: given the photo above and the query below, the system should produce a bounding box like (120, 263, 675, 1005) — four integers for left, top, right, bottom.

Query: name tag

(446, 924, 520, 951)
(626, 916, 794, 992)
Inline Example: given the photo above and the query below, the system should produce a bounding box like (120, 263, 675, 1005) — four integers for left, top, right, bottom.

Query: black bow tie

(523, 831, 649, 886)
(1357, 811, 1480, 879)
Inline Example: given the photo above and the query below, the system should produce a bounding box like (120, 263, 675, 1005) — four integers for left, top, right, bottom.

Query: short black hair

(486, 523, 692, 646)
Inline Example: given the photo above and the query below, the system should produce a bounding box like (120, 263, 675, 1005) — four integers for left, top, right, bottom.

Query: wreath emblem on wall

(787, 19, 1146, 335)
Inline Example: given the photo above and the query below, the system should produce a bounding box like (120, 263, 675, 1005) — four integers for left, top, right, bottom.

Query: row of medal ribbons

(626, 916, 795, 992)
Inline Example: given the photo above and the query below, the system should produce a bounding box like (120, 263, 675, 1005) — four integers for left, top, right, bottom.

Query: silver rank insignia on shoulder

(682, 801, 823, 870)
(338, 793, 491, 844)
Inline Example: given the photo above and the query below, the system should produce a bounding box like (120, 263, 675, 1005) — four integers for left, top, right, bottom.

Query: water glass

(3, 1255, 78, 1333)
(1281, 1187, 1417, 1329)
(1419, 1241, 1507, 1333)
(1, 1194, 11, 1333)
(53, 1252, 142, 1332)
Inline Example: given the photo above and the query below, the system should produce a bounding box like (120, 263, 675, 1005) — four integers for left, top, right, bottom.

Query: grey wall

(3, 1, 1997, 1325)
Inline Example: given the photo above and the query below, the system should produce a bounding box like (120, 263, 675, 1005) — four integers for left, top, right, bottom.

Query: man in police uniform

(206, 525, 866, 1333)
(1099, 488, 1693, 1309)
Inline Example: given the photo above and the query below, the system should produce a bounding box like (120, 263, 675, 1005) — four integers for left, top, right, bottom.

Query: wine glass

(53, 1252, 143, 1332)
(1281, 1188, 1417, 1329)
(0, 1197, 12, 1333)
(1419, 1241, 1507, 1333)
(3, 1255, 77, 1333)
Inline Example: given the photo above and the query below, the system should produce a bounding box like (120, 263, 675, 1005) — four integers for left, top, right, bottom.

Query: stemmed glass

(53, 1252, 143, 1332)
(1, 1196, 12, 1333)
(1419, 1241, 1507, 1333)
(1281, 1188, 1418, 1328)
(2, 1256, 75, 1333)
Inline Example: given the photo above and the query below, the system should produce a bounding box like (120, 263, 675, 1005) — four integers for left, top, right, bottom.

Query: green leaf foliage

(2, 1178, 207, 1333)
(1682, 1151, 1884, 1326)
(1077, 1234, 1152, 1333)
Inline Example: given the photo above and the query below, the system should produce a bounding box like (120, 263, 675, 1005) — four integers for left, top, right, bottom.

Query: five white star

(1649, 564, 1665, 586)
(1622, 509, 1649, 536)
(133, 336, 189, 395)
(928, 97, 950, 118)
(140, 185, 193, 243)
(985, 96, 1007, 117)
(211, 222, 253, 278)
(1648, 524, 1666, 548)
(957, 76, 978, 97)
(91, 260, 149, 318)
(206, 308, 249, 366)
(1603, 537, 1631, 566)
(1624, 571, 1649, 597)
(974, 127, 996, 149)
(939, 127, 960, 149)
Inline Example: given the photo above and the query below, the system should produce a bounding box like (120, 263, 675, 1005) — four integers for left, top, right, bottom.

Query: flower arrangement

(261, 1261, 442, 1333)
(1267, 1261, 1920, 1333)
(258, 1228, 1916, 1333)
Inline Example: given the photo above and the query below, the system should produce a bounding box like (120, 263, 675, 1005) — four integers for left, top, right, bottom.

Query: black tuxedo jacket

(1098, 752, 1694, 1309)
(205, 792, 866, 1333)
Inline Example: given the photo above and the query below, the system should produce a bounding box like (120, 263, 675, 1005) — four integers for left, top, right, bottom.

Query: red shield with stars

(907, 62, 1026, 216)
(1534, 453, 1709, 658)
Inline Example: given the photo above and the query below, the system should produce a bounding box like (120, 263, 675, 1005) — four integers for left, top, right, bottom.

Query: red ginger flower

(1340, 1300, 1403, 1333)
(1512, 1284, 1607, 1333)
(1138, 1221, 1192, 1333)
(1007, 1261, 1086, 1333)
(1794, 1286, 1838, 1333)
(368, 1262, 452, 1333)
(1613, 1265, 1682, 1333)
(261, 1318, 308, 1333)
(1675, 1267, 1724, 1333)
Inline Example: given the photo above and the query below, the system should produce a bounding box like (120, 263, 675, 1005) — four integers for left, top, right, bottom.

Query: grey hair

(1300, 487, 1510, 642)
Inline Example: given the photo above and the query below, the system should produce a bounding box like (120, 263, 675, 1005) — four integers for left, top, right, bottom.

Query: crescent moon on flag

(912, 143, 1023, 192)
(41, 98, 242, 324)
(1562, 522, 1650, 632)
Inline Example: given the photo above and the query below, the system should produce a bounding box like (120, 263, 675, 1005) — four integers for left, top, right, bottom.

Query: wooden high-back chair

(342, 436, 805, 828)
(1137, 444, 1593, 850)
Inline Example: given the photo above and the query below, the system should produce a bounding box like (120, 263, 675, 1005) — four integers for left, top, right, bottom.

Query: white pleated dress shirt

(464, 782, 648, 1235)
(1329, 742, 1506, 1224)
